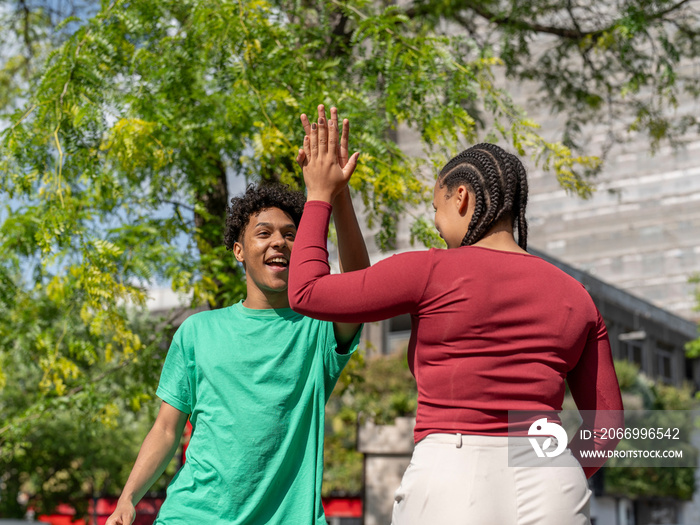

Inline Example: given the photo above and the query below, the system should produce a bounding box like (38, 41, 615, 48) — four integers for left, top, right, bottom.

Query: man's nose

(270, 232, 286, 247)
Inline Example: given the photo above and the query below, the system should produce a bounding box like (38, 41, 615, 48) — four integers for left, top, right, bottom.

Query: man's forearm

(119, 410, 187, 505)
(332, 187, 370, 272)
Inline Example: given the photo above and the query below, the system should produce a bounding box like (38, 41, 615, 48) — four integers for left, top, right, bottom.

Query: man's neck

(242, 288, 290, 310)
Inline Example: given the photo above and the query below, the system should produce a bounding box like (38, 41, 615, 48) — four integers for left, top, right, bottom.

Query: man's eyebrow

(253, 222, 297, 229)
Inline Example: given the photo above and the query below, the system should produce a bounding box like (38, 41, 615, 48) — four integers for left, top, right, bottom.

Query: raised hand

(298, 104, 359, 203)
(297, 105, 351, 169)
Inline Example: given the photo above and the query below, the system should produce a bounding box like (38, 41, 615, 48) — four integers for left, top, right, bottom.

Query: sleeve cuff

(304, 200, 333, 212)
(156, 386, 191, 414)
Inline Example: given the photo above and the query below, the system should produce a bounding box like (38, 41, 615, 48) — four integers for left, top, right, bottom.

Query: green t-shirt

(153, 301, 360, 524)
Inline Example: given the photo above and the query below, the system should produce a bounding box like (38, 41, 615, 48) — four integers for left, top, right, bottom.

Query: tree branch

(164, 200, 195, 213)
(651, 0, 694, 20)
(18, 0, 34, 59)
(409, 0, 695, 42)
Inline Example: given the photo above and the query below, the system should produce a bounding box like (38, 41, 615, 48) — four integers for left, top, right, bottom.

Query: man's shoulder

(179, 304, 330, 330)
(170, 307, 236, 345)
(179, 306, 232, 326)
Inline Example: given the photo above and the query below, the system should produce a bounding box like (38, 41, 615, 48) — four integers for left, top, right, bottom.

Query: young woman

(290, 107, 623, 525)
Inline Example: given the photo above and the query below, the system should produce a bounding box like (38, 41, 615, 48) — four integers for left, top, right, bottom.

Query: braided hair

(438, 143, 529, 249)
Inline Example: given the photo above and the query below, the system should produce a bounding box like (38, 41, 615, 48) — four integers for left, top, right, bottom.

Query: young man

(106, 106, 367, 525)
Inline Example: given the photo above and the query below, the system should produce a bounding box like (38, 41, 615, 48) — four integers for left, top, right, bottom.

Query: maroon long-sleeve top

(289, 201, 623, 477)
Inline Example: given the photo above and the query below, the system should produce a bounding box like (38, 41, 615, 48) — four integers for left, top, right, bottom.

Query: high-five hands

(297, 104, 359, 203)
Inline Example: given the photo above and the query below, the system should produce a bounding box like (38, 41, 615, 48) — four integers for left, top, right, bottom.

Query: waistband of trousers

(418, 433, 552, 448)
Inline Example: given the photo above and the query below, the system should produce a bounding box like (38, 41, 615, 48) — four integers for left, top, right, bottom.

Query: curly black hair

(224, 183, 306, 250)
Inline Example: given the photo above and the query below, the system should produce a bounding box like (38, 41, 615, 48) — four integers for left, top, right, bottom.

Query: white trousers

(391, 434, 591, 525)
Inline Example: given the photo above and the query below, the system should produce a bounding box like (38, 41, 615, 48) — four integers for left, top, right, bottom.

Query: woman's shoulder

(381, 248, 438, 264)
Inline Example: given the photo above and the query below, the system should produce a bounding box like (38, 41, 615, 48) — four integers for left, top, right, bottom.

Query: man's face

(233, 207, 296, 298)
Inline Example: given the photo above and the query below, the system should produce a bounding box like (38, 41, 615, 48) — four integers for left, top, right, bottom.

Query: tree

(409, 0, 700, 157)
(603, 360, 697, 500)
(0, 265, 176, 517)
(0, 0, 697, 517)
(0, 0, 99, 111)
(685, 274, 700, 357)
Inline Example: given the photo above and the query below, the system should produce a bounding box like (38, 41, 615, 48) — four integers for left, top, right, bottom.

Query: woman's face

(432, 181, 473, 249)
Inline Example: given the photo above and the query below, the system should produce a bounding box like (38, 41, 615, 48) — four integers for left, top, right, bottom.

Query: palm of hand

(297, 105, 359, 202)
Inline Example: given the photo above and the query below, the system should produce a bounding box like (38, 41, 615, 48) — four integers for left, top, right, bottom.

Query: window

(384, 314, 412, 355)
(655, 342, 676, 384)
(623, 341, 644, 369)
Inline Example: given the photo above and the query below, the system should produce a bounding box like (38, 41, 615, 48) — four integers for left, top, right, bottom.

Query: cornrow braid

(438, 143, 529, 249)
(474, 144, 524, 247)
(511, 152, 529, 250)
(459, 149, 504, 245)
(439, 160, 488, 246)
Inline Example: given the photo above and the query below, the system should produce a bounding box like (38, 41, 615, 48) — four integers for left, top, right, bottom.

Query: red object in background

(37, 503, 85, 525)
(37, 497, 164, 525)
(37, 420, 361, 524)
(181, 419, 192, 463)
(38, 496, 361, 524)
(322, 497, 362, 517)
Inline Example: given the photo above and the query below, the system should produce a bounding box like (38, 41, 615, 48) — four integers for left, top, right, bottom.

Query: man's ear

(455, 185, 470, 215)
(233, 241, 245, 264)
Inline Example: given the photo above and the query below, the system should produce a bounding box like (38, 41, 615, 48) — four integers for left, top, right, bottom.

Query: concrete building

(525, 129, 700, 323)
(505, 52, 700, 323)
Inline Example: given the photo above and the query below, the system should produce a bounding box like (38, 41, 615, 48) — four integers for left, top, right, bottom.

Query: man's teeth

(267, 258, 288, 265)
